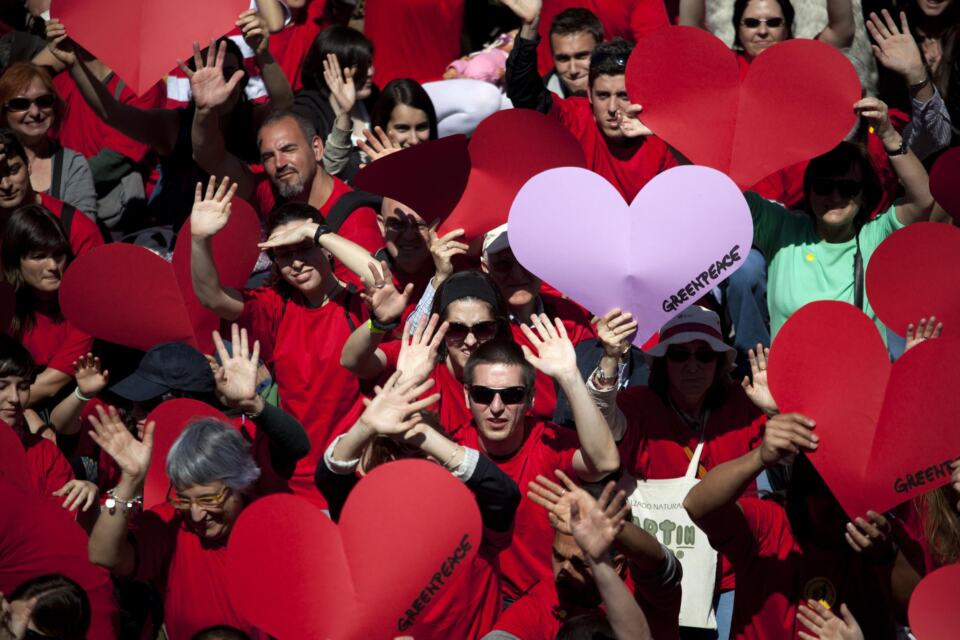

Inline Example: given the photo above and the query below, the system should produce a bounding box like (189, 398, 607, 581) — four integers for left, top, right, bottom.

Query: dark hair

(301, 26, 374, 96)
(185, 38, 249, 98)
(370, 79, 439, 141)
(430, 270, 508, 320)
(732, 0, 795, 50)
(903, 0, 958, 98)
(365, 411, 451, 470)
(9, 574, 91, 640)
(0, 126, 28, 163)
(192, 625, 252, 640)
(803, 141, 883, 227)
(556, 612, 615, 640)
(0, 332, 35, 380)
(258, 109, 318, 144)
(463, 339, 536, 390)
(550, 8, 604, 44)
(1, 204, 72, 335)
(588, 38, 633, 86)
(647, 352, 730, 411)
(264, 202, 327, 299)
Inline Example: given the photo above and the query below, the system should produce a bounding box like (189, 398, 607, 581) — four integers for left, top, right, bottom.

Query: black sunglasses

(5, 93, 56, 112)
(468, 385, 529, 405)
(741, 17, 785, 28)
(810, 178, 861, 199)
(446, 320, 499, 344)
(665, 347, 717, 364)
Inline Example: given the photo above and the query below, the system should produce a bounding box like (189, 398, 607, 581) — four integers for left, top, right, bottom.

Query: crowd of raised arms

(0, 0, 957, 638)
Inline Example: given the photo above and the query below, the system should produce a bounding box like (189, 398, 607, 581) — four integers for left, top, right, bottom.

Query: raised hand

(741, 343, 777, 415)
(323, 53, 357, 116)
(0, 594, 36, 640)
(528, 469, 629, 543)
(178, 40, 245, 113)
(360, 261, 414, 324)
(87, 405, 155, 482)
(429, 225, 469, 288)
(212, 324, 261, 413)
(571, 481, 629, 562)
(905, 316, 942, 352)
(500, 0, 542, 24)
(237, 9, 270, 55)
(190, 176, 239, 238)
(73, 353, 109, 398)
(45, 18, 76, 67)
(596, 308, 638, 359)
(797, 601, 865, 640)
(396, 314, 449, 386)
(854, 97, 895, 145)
(617, 104, 653, 138)
(520, 314, 577, 381)
(358, 371, 441, 437)
(256, 221, 318, 250)
(52, 479, 99, 512)
(358, 126, 402, 163)
(844, 510, 895, 561)
(866, 10, 927, 86)
(759, 413, 818, 467)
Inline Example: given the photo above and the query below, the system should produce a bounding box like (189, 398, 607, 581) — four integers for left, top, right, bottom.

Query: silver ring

(375, 282, 385, 289)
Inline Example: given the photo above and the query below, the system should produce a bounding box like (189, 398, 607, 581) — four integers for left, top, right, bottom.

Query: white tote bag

(622, 437, 718, 629)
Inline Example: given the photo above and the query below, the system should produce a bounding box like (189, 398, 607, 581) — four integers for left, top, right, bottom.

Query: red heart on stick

(768, 301, 960, 518)
(51, 0, 248, 96)
(60, 198, 260, 354)
(625, 27, 860, 188)
(438, 110, 586, 241)
(142, 399, 232, 510)
(908, 563, 960, 640)
(929, 146, 960, 218)
(226, 459, 482, 639)
(866, 223, 960, 337)
(353, 135, 471, 224)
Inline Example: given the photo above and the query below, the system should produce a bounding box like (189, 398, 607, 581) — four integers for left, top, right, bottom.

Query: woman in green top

(747, 97, 934, 340)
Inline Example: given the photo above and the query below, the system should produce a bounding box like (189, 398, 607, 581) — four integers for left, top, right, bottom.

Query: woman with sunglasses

(0, 63, 97, 216)
(87, 409, 263, 638)
(591, 306, 769, 638)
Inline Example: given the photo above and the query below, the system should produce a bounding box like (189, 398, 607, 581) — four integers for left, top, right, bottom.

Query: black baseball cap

(110, 342, 215, 402)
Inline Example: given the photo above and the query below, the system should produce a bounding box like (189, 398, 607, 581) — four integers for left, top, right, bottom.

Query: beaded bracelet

(101, 489, 143, 515)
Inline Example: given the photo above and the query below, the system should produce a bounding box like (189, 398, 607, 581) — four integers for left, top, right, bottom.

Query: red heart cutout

(142, 399, 232, 510)
(60, 198, 260, 354)
(625, 27, 861, 188)
(226, 459, 482, 639)
(0, 420, 34, 495)
(768, 301, 960, 518)
(438, 109, 586, 241)
(866, 223, 960, 337)
(908, 563, 960, 640)
(930, 146, 960, 218)
(51, 0, 248, 96)
(353, 135, 471, 224)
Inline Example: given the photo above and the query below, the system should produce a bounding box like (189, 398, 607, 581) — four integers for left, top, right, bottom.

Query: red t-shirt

(238, 286, 369, 507)
(131, 509, 258, 640)
(618, 385, 765, 591)
(719, 498, 896, 640)
(19, 430, 74, 504)
(365, 0, 465, 85)
(456, 419, 578, 600)
(549, 97, 677, 202)
(0, 478, 117, 639)
(17, 308, 92, 376)
(38, 193, 103, 256)
(537, 0, 670, 76)
(250, 172, 383, 286)
(269, 0, 337, 92)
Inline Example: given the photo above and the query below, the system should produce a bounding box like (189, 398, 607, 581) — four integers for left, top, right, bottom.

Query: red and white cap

(644, 305, 736, 368)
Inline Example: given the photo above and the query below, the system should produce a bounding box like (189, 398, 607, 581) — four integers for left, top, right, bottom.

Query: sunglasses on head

(665, 347, 717, 364)
(810, 178, 861, 199)
(741, 17, 785, 28)
(5, 94, 56, 112)
(468, 385, 529, 405)
(446, 320, 499, 344)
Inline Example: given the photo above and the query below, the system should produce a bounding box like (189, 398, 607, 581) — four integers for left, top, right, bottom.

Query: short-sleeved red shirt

(18, 308, 92, 376)
(456, 419, 579, 600)
(38, 193, 103, 256)
(549, 97, 677, 202)
(19, 430, 74, 504)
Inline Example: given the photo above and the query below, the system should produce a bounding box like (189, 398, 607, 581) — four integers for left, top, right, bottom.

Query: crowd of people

(0, 0, 958, 638)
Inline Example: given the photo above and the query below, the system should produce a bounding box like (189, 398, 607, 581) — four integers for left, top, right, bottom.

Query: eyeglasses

(468, 385, 529, 405)
(4, 94, 56, 112)
(167, 485, 232, 512)
(741, 17, 785, 28)
(446, 320, 499, 344)
(665, 347, 717, 364)
(810, 178, 861, 199)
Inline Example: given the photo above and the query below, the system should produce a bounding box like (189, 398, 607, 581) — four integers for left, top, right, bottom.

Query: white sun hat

(643, 305, 736, 369)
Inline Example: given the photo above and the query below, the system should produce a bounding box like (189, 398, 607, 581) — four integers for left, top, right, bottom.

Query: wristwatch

(313, 223, 332, 245)
(885, 139, 908, 156)
(592, 366, 618, 388)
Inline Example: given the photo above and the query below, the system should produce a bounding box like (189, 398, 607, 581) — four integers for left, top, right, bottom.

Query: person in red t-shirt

(684, 413, 907, 639)
(192, 179, 378, 506)
(505, 1, 677, 202)
(2, 205, 93, 408)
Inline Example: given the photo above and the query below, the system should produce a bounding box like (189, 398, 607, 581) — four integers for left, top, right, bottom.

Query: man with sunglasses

(453, 315, 621, 604)
(502, 0, 676, 201)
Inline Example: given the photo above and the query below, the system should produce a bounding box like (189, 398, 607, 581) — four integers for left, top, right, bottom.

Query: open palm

(87, 406, 155, 481)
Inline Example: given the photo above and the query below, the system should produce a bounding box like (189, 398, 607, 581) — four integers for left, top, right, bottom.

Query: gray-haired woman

(86, 407, 262, 638)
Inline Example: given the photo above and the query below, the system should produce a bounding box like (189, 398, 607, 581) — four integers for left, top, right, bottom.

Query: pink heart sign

(52, 0, 249, 96)
(508, 165, 752, 344)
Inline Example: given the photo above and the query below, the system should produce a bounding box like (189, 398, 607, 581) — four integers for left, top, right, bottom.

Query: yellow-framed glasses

(166, 484, 232, 512)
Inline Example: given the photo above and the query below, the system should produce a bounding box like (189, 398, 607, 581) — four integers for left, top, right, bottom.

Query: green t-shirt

(747, 191, 905, 340)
